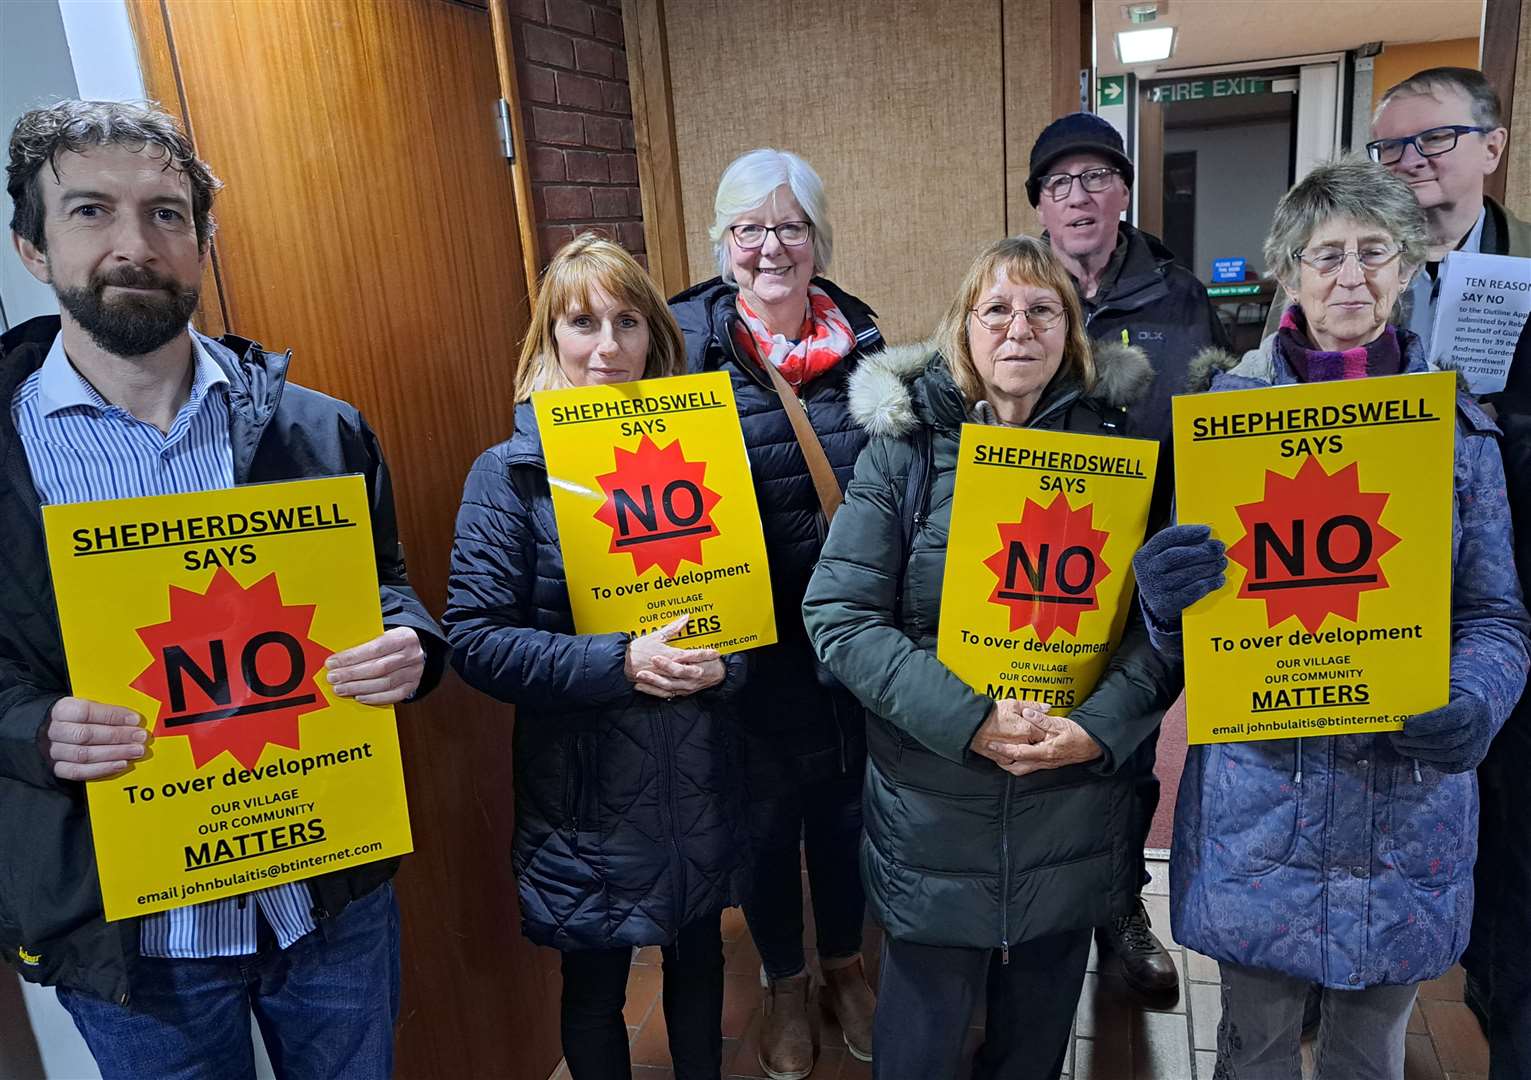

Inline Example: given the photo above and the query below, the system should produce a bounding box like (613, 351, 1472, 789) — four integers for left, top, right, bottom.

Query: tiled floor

(548, 857, 1490, 1080)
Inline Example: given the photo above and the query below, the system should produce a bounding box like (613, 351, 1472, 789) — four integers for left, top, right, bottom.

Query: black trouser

(744, 769, 866, 979)
(872, 929, 1091, 1080)
(559, 914, 724, 1080)
(1462, 711, 1531, 1080)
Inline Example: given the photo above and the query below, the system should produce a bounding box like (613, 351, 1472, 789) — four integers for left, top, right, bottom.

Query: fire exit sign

(1149, 76, 1272, 103)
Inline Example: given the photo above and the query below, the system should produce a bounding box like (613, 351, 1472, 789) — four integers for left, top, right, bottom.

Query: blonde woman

(803, 237, 1174, 1080)
(445, 234, 748, 1079)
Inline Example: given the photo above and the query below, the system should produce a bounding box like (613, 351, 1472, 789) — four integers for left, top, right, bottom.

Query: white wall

(1164, 118, 1291, 278)
(0, 0, 79, 330)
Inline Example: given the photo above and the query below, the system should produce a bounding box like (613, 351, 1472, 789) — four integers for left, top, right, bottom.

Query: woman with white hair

(671, 149, 882, 1079)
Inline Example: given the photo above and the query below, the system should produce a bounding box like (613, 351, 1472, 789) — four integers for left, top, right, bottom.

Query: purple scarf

(1275, 305, 1402, 383)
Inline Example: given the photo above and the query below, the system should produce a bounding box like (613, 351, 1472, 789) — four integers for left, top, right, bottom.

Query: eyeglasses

(970, 301, 1067, 332)
(728, 221, 812, 249)
(1291, 244, 1402, 276)
(1037, 167, 1122, 201)
(1365, 125, 1490, 165)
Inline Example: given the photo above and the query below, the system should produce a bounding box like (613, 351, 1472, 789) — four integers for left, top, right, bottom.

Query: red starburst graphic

(130, 569, 333, 769)
(593, 436, 723, 577)
(982, 493, 1112, 641)
(1226, 456, 1400, 633)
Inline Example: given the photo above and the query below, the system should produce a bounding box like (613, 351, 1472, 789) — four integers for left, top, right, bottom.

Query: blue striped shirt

(11, 329, 317, 958)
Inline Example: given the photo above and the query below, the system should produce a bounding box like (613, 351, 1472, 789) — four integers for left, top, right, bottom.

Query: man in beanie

(1028, 112, 1228, 446)
(1027, 112, 1228, 1001)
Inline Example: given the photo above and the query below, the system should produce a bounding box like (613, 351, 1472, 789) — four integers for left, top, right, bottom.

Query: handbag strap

(759, 359, 844, 522)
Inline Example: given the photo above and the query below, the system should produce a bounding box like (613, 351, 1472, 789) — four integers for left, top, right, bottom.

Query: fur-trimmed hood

(847, 337, 1155, 439)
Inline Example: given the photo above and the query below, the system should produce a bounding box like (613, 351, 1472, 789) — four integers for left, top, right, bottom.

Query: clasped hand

(624, 615, 725, 699)
(969, 699, 1102, 776)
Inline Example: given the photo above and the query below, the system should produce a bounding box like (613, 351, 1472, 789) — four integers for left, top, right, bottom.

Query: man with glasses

(1368, 67, 1528, 362)
(1025, 112, 1229, 1002)
(1375, 68, 1531, 1076)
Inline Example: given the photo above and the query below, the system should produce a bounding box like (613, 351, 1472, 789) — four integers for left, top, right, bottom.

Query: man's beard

(54, 264, 200, 357)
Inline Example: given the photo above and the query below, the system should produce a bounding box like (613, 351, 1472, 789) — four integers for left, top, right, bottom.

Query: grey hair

(708, 148, 832, 281)
(1374, 66, 1504, 131)
(1263, 158, 1429, 291)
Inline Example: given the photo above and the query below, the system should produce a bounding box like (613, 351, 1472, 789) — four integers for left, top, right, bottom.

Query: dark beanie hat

(1026, 113, 1134, 207)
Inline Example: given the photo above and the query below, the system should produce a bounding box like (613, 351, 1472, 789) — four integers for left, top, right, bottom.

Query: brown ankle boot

(758, 969, 816, 1080)
(820, 953, 875, 1062)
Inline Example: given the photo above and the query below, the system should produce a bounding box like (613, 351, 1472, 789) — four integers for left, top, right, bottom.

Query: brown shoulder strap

(759, 359, 844, 522)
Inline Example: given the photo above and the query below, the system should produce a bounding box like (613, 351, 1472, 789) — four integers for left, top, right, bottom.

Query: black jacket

(802, 341, 1178, 949)
(669, 277, 883, 783)
(0, 316, 446, 1004)
(444, 403, 749, 949)
(1074, 222, 1231, 443)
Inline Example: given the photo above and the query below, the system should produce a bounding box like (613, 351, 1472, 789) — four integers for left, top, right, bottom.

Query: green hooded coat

(802, 340, 1179, 950)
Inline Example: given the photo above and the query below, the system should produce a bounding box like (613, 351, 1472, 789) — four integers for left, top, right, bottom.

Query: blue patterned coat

(1154, 331, 1530, 988)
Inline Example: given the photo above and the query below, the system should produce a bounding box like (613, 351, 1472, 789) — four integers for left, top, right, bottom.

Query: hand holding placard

(325, 626, 426, 705)
(46, 697, 148, 781)
(1390, 693, 1494, 774)
(1132, 524, 1226, 626)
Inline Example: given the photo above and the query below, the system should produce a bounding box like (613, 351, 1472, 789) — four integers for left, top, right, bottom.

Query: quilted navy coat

(444, 403, 749, 950)
(669, 276, 882, 783)
(1159, 331, 1530, 989)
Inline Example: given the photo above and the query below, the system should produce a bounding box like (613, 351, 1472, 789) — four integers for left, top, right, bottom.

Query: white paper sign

(1430, 251, 1531, 394)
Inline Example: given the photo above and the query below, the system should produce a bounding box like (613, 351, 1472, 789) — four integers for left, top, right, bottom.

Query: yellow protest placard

(937, 425, 1159, 711)
(1172, 371, 1456, 744)
(43, 475, 412, 921)
(534, 371, 775, 653)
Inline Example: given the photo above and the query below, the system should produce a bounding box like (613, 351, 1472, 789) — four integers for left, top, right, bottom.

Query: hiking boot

(758, 968, 816, 1080)
(820, 953, 875, 1062)
(1097, 899, 1179, 997)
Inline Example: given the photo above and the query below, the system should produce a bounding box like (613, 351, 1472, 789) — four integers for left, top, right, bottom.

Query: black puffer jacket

(1073, 222, 1231, 443)
(669, 277, 883, 783)
(444, 402, 749, 949)
(802, 341, 1178, 949)
(0, 316, 447, 1004)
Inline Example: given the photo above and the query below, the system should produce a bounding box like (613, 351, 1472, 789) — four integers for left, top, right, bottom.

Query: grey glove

(1132, 524, 1227, 627)
(1390, 694, 1495, 774)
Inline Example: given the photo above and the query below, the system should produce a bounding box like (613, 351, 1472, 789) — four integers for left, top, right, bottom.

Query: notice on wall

(1172, 372, 1456, 744)
(936, 425, 1158, 712)
(43, 476, 412, 921)
(1430, 251, 1531, 393)
(534, 371, 775, 654)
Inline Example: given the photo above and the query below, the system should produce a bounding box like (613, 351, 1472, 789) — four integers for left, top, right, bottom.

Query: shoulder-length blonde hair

(932, 236, 1094, 407)
(514, 233, 687, 402)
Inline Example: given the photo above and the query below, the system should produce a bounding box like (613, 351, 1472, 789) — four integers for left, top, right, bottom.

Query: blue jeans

(58, 882, 400, 1080)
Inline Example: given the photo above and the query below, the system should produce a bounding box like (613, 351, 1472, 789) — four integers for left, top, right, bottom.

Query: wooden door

(127, 2, 560, 1077)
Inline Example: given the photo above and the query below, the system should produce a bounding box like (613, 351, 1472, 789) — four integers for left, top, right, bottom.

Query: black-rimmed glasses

(1037, 167, 1122, 201)
(1365, 125, 1491, 165)
(728, 221, 812, 249)
(970, 301, 1067, 332)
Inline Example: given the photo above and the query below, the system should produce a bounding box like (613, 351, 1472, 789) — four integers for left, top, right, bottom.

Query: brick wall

(509, 0, 645, 267)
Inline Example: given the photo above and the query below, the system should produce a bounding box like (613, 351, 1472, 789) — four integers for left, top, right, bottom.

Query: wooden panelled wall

(628, 0, 1087, 345)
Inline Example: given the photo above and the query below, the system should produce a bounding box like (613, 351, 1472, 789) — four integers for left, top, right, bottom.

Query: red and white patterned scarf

(732, 285, 855, 389)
